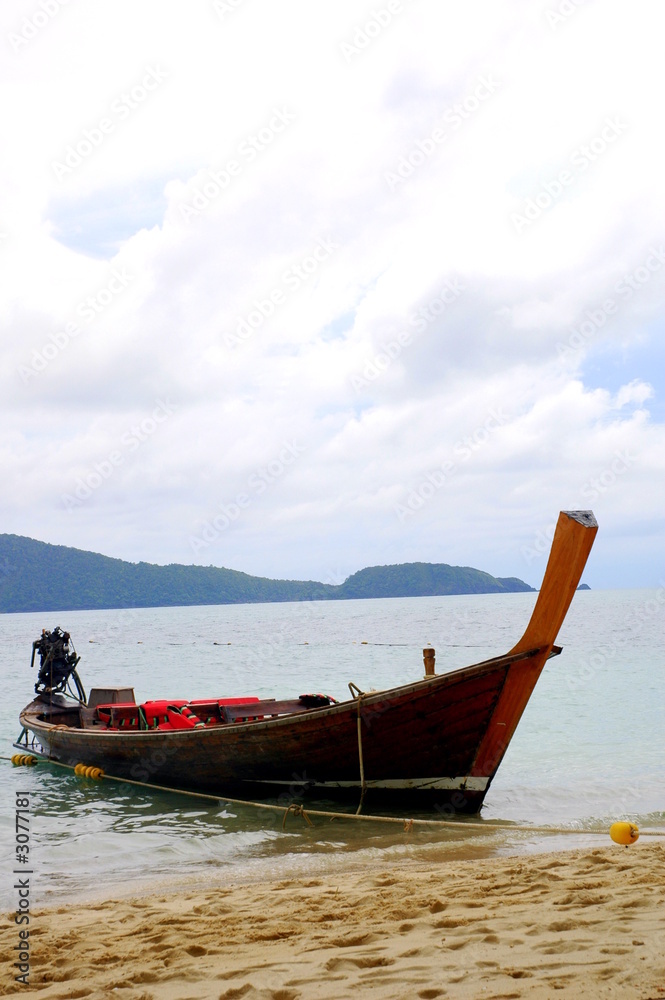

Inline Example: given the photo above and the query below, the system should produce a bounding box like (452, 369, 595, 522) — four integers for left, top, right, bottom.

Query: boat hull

(20, 648, 546, 813)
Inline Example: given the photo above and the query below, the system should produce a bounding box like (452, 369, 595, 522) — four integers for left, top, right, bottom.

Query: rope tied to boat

(349, 682, 367, 816)
(3, 754, 662, 839)
(282, 802, 313, 829)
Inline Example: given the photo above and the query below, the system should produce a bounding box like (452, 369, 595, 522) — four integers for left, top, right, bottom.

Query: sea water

(1, 590, 663, 908)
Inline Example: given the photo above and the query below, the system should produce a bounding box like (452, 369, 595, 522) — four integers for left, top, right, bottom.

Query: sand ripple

(2, 842, 663, 999)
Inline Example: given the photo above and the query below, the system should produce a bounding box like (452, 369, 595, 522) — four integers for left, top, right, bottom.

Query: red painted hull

(21, 647, 550, 813)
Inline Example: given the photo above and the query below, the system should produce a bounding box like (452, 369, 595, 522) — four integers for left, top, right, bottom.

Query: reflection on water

(2, 591, 663, 906)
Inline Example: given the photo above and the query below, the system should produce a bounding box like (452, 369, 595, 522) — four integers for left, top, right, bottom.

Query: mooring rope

(348, 682, 368, 816)
(282, 802, 313, 829)
(4, 754, 663, 837)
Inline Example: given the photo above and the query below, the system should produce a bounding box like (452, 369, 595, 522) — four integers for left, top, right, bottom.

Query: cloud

(0, 0, 664, 589)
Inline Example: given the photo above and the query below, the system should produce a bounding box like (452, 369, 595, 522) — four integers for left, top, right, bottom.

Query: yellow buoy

(74, 763, 102, 778)
(610, 821, 639, 846)
(12, 754, 37, 766)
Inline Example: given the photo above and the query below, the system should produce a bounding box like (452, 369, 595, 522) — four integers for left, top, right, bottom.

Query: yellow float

(75, 764, 104, 779)
(609, 821, 639, 845)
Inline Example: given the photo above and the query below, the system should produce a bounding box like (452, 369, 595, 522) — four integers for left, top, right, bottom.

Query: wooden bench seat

(220, 699, 311, 722)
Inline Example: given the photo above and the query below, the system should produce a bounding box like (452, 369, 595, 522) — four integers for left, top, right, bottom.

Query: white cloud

(1, 0, 664, 589)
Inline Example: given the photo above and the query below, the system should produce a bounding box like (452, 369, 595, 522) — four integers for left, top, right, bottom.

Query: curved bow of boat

(510, 510, 598, 656)
(468, 509, 598, 780)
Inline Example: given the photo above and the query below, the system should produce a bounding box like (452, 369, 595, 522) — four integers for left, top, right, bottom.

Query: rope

(349, 684, 368, 816)
(282, 803, 313, 829)
(4, 753, 663, 837)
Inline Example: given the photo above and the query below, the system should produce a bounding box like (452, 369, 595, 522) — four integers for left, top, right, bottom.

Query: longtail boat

(15, 510, 597, 813)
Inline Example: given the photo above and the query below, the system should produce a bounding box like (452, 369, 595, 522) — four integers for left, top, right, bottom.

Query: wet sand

(2, 841, 664, 999)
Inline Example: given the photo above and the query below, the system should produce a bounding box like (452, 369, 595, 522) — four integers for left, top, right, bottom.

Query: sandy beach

(3, 840, 663, 999)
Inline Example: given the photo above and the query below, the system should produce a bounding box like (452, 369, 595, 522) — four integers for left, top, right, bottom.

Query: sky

(1, 0, 664, 591)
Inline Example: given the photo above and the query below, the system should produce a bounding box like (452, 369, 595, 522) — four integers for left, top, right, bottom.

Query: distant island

(0, 534, 535, 614)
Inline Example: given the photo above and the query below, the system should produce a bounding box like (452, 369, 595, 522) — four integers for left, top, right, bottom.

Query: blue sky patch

(319, 310, 356, 342)
(46, 177, 172, 259)
(582, 325, 663, 420)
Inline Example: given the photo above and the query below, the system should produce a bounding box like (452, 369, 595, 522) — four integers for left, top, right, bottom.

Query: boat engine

(31, 627, 86, 702)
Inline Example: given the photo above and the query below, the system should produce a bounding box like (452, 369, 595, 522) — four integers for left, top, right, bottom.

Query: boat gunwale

(20, 643, 555, 741)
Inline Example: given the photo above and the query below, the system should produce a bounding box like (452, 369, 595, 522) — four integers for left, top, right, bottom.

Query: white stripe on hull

(246, 776, 489, 792)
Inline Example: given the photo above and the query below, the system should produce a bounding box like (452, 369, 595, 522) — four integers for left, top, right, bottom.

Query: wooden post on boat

(468, 510, 598, 782)
(423, 648, 436, 677)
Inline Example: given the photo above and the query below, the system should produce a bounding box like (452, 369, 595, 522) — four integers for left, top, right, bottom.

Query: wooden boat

(16, 511, 597, 813)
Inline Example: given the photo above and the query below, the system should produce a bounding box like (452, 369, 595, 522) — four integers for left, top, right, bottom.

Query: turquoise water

(1, 590, 663, 907)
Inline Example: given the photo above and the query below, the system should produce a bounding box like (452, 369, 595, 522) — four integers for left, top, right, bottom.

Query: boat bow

(468, 509, 598, 780)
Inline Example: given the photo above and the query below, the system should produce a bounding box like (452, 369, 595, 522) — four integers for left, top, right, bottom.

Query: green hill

(0, 534, 534, 614)
(340, 563, 533, 599)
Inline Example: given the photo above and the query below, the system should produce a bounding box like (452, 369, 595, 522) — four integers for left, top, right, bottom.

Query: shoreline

(23, 826, 658, 912)
(2, 841, 663, 999)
